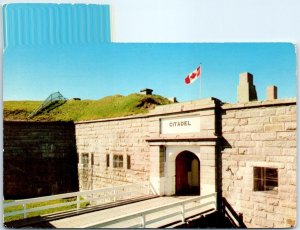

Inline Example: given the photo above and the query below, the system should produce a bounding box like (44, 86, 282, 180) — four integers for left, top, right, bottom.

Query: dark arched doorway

(175, 151, 200, 195)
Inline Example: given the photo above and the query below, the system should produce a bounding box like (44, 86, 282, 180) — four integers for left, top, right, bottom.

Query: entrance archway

(175, 151, 200, 195)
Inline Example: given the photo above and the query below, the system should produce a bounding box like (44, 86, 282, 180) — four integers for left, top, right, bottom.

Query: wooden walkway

(50, 196, 215, 228)
(5, 194, 217, 228)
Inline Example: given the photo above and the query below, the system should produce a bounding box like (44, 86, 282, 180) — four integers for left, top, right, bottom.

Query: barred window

(113, 155, 123, 168)
(254, 167, 278, 191)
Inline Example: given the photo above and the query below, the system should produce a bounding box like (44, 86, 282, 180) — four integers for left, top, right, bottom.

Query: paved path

(49, 196, 215, 228)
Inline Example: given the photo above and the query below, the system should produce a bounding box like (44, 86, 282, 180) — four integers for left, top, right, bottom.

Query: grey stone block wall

(3, 121, 79, 199)
(75, 98, 219, 191)
(75, 117, 151, 190)
(3, 97, 296, 228)
(221, 99, 296, 228)
(75, 97, 296, 228)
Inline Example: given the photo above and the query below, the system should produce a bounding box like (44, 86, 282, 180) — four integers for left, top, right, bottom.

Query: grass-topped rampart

(4, 93, 172, 122)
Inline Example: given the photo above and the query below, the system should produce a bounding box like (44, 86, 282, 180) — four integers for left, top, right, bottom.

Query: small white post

(91, 189, 94, 203)
(23, 204, 27, 219)
(181, 203, 185, 223)
(141, 214, 146, 228)
(113, 189, 116, 202)
(76, 195, 80, 210)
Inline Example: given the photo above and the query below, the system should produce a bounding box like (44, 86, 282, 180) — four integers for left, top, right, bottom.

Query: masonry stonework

(75, 98, 220, 196)
(3, 90, 296, 228)
(146, 98, 220, 196)
(75, 117, 151, 190)
(4, 121, 79, 199)
(74, 97, 296, 228)
(221, 99, 296, 228)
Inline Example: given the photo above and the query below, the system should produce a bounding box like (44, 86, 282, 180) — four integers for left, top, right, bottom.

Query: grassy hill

(4, 94, 172, 122)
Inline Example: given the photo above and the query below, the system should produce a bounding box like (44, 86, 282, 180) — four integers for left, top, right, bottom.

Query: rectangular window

(106, 154, 110, 167)
(81, 153, 89, 167)
(91, 153, 94, 166)
(113, 155, 123, 168)
(127, 155, 131, 169)
(253, 167, 278, 191)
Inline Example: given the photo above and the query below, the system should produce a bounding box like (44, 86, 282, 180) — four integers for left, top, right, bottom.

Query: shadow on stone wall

(216, 101, 246, 228)
(215, 100, 226, 212)
(222, 197, 247, 228)
(4, 121, 79, 199)
(215, 104, 246, 228)
(173, 211, 238, 228)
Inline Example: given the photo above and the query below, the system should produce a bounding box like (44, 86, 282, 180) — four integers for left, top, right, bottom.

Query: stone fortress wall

(75, 116, 151, 190)
(221, 99, 296, 227)
(75, 98, 219, 195)
(3, 72, 297, 228)
(3, 121, 79, 199)
(74, 72, 297, 228)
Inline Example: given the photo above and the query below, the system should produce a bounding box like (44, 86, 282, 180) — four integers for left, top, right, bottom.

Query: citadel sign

(160, 115, 201, 134)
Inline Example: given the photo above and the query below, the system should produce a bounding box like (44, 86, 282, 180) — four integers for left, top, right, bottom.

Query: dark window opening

(254, 167, 278, 191)
(106, 154, 110, 167)
(127, 155, 131, 169)
(113, 155, 123, 168)
(91, 153, 94, 166)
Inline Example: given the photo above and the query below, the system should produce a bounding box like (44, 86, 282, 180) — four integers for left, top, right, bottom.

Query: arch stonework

(146, 98, 219, 196)
(175, 150, 200, 195)
(149, 143, 216, 196)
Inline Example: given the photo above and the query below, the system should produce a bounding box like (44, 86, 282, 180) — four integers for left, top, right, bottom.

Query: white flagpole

(199, 75, 201, 99)
(199, 64, 202, 99)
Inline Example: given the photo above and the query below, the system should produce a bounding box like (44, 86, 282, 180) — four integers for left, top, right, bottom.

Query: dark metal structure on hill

(28, 92, 67, 118)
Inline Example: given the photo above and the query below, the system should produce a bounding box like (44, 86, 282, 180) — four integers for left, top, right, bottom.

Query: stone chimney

(140, 88, 153, 95)
(237, 72, 258, 103)
(266, 85, 277, 100)
(168, 97, 178, 103)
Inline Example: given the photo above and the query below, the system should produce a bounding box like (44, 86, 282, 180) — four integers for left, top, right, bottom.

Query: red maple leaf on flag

(184, 66, 201, 84)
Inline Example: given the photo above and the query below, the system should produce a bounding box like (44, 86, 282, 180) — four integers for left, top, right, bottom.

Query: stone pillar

(198, 145, 216, 195)
(266, 85, 277, 100)
(149, 145, 164, 195)
(237, 72, 258, 103)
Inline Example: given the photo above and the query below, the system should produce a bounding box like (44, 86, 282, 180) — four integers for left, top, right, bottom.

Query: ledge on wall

(146, 136, 220, 146)
(222, 98, 296, 110)
(149, 97, 222, 115)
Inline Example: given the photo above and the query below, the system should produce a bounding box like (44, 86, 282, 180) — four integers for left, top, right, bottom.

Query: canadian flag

(184, 66, 201, 84)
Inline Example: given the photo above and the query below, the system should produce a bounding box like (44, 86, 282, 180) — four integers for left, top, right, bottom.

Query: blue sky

(2, 4, 297, 103)
(4, 43, 296, 103)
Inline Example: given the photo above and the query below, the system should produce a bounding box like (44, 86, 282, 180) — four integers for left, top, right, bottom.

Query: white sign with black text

(160, 115, 201, 134)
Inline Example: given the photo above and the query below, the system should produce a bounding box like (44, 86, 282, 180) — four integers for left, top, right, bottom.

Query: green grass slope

(4, 94, 172, 122)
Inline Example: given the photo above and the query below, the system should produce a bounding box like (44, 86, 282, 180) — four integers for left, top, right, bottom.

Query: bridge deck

(46, 196, 213, 228)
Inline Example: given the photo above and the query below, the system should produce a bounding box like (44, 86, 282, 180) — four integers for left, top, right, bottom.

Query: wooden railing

(82, 192, 217, 228)
(3, 182, 153, 221)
